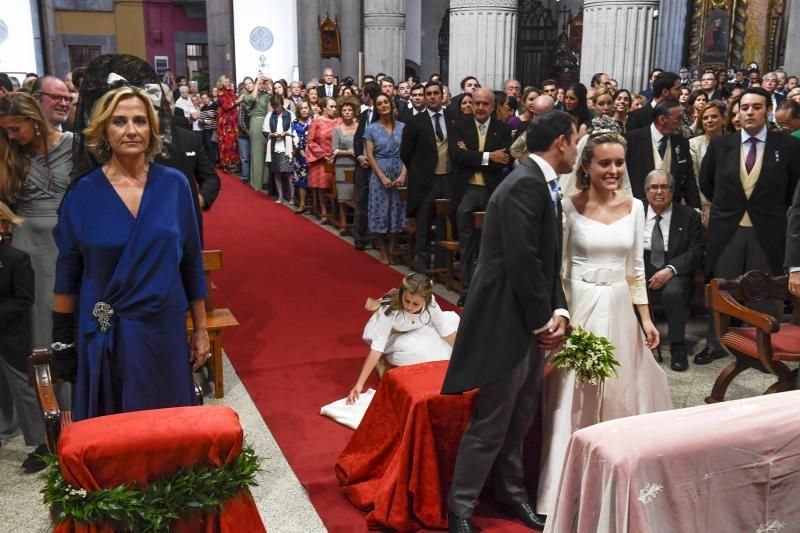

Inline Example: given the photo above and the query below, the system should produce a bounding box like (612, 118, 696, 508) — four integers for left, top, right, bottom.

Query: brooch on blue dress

(92, 301, 114, 333)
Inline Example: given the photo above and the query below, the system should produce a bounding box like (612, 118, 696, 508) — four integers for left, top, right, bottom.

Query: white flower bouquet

(551, 327, 620, 385)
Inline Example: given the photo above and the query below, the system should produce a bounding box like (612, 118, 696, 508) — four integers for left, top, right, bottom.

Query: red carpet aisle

(203, 173, 531, 532)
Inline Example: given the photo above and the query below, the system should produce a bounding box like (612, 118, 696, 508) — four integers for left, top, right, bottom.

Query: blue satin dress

(54, 164, 207, 421)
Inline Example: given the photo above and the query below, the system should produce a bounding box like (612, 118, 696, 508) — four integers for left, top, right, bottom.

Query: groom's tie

(548, 179, 560, 215)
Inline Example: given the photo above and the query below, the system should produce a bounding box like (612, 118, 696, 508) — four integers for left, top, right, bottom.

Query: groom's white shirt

(528, 153, 570, 334)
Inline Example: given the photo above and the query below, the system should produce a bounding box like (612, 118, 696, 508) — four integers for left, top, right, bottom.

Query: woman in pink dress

(305, 97, 340, 222)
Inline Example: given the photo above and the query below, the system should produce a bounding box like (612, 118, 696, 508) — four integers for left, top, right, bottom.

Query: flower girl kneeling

(347, 273, 459, 405)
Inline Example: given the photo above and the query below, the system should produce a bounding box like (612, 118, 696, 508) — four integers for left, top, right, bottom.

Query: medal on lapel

(775, 150, 780, 163)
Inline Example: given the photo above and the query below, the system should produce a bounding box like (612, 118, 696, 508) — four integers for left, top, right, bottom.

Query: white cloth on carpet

(320, 388, 376, 430)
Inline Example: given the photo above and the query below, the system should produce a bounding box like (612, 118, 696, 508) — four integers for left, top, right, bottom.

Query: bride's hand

(642, 320, 660, 350)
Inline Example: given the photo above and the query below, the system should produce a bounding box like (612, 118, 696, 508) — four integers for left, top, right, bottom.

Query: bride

(536, 131, 673, 517)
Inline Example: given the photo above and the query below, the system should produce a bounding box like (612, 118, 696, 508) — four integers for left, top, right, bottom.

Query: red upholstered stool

(54, 406, 265, 532)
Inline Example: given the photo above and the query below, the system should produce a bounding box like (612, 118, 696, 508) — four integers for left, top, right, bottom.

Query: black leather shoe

(448, 511, 474, 533)
(694, 346, 727, 365)
(354, 242, 366, 251)
(457, 292, 468, 307)
(22, 444, 49, 474)
(505, 502, 546, 530)
(670, 344, 689, 372)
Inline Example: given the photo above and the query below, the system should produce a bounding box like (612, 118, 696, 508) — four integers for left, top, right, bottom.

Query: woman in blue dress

(52, 87, 208, 421)
(291, 100, 312, 213)
(364, 93, 407, 264)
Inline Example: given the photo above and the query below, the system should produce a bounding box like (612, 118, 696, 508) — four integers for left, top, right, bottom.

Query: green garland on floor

(41, 445, 261, 533)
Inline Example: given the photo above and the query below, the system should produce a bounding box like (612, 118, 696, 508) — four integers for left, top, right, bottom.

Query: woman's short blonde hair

(83, 87, 162, 163)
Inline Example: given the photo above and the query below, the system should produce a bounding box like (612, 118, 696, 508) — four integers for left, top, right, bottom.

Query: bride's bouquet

(551, 327, 620, 385)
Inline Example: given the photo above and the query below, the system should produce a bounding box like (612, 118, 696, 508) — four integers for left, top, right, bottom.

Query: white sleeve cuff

(481, 152, 490, 166)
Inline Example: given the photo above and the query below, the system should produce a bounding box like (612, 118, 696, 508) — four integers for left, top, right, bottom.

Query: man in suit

(700, 71, 722, 101)
(698, 87, 800, 363)
(318, 67, 339, 98)
(626, 99, 701, 208)
(785, 164, 800, 387)
(761, 72, 785, 122)
(644, 170, 704, 371)
(443, 111, 576, 533)
(639, 68, 663, 100)
(152, 87, 220, 246)
(449, 88, 512, 306)
(398, 83, 425, 123)
(351, 81, 382, 251)
(400, 81, 450, 272)
(445, 75, 480, 124)
(627, 71, 681, 131)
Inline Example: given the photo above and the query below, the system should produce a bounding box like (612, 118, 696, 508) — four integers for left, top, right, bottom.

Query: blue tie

(549, 179, 560, 213)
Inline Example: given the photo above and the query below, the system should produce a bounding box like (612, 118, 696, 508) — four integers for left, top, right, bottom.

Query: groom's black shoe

(670, 344, 689, 372)
(457, 292, 468, 308)
(448, 511, 474, 533)
(503, 502, 546, 530)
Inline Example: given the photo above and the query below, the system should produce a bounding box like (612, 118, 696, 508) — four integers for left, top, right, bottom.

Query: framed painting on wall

(687, 0, 747, 70)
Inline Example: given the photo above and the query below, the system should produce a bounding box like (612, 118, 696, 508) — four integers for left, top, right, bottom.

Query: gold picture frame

(319, 14, 341, 59)
(687, 0, 748, 70)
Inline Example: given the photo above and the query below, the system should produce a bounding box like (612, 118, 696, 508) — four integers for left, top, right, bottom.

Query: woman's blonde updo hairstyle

(83, 86, 163, 163)
(577, 131, 627, 190)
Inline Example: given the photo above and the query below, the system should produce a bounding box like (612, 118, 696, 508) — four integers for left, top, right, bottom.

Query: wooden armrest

(712, 284, 779, 334)
(28, 349, 63, 452)
(187, 308, 240, 332)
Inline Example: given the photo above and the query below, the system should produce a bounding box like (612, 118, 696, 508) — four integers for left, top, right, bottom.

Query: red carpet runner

(204, 173, 531, 532)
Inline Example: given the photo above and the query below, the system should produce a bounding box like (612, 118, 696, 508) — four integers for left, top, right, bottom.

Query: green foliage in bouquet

(551, 327, 620, 385)
(41, 445, 261, 533)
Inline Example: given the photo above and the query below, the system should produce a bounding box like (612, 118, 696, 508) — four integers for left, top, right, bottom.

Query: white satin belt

(570, 266, 626, 286)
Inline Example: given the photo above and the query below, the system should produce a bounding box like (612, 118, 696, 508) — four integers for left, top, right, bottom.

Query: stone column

(654, 0, 688, 73)
(580, 0, 659, 93)
(206, 0, 234, 85)
(448, 0, 517, 91)
(363, 0, 406, 80)
(296, 1, 322, 83)
(783, 0, 800, 76)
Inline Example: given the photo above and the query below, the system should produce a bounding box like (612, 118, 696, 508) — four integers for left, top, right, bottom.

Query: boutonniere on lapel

(775, 150, 780, 163)
(675, 145, 680, 159)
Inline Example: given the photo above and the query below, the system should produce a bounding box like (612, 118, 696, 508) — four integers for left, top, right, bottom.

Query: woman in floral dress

(291, 100, 312, 213)
(215, 75, 240, 173)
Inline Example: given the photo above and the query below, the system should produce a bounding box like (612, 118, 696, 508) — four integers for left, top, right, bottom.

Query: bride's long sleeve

(625, 199, 649, 305)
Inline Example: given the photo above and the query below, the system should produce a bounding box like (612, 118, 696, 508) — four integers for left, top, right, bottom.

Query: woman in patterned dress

(364, 93, 407, 264)
(215, 75, 240, 173)
(291, 100, 312, 213)
(305, 97, 340, 222)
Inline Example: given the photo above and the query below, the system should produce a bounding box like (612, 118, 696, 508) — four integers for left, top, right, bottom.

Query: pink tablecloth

(547, 391, 800, 533)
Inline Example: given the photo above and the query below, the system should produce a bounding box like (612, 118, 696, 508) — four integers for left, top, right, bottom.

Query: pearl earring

(34, 124, 40, 136)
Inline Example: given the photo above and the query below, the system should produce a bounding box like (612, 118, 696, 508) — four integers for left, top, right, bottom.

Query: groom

(442, 111, 576, 532)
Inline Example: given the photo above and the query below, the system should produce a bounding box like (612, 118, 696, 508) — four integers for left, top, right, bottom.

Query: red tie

(745, 137, 758, 174)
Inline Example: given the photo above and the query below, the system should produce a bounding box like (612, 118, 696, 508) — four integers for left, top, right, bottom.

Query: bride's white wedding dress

(536, 197, 673, 516)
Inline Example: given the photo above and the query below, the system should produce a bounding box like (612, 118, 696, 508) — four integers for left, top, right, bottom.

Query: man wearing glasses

(32, 76, 71, 131)
(643, 170, 703, 372)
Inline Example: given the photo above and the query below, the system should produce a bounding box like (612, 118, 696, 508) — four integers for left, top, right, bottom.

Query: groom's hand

(538, 315, 568, 351)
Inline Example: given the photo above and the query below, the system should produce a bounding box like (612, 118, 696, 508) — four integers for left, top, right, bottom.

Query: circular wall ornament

(0, 20, 8, 45)
(249, 26, 274, 52)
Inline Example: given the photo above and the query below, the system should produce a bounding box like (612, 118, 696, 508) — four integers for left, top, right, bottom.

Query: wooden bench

(189, 249, 239, 398)
(431, 198, 461, 290)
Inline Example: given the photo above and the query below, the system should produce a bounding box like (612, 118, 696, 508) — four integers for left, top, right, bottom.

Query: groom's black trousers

(448, 342, 544, 517)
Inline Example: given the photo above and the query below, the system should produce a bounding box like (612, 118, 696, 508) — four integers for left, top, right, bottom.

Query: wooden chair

(391, 186, 415, 267)
(190, 250, 240, 398)
(705, 270, 800, 403)
(430, 198, 461, 291)
(28, 347, 206, 453)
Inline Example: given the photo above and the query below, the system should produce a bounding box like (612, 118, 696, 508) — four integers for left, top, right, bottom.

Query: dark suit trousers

(415, 174, 451, 270)
(457, 184, 489, 291)
(656, 275, 691, 345)
(352, 165, 371, 246)
(707, 227, 775, 351)
(449, 343, 543, 518)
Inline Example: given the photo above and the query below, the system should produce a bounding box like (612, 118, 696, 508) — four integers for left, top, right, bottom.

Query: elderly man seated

(644, 169, 704, 371)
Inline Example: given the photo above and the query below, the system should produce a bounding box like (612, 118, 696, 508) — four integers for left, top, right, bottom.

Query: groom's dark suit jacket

(442, 157, 567, 394)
